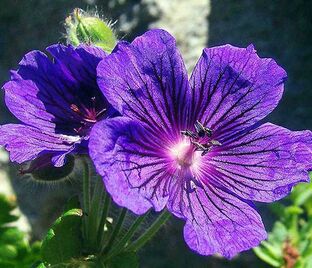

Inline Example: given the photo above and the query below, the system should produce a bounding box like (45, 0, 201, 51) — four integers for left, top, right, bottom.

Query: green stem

(88, 177, 106, 249)
(97, 191, 111, 248)
(127, 210, 171, 252)
(103, 213, 147, 260)
(82, 157, 91, 242)
(290, 213, 299, 245)
(102, 208, 127, 253)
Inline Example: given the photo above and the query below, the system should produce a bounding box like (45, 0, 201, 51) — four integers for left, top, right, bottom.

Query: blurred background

(0, 0, 311, 267)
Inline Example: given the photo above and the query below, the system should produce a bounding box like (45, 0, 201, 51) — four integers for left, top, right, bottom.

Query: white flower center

(170, 140, 200, 170)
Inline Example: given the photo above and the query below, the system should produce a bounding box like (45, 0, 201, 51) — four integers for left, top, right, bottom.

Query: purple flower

(0, 44, 114, 167)
(90, 29, 312, 258)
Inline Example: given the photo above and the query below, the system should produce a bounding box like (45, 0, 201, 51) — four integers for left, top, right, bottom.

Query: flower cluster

(1, 29, 311, 258)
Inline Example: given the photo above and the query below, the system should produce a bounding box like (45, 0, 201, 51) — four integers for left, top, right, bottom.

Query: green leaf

(0, 244, 18, 259)
(0, 227, 25, 244)
(302, 255, 312, 268)
(285, 205, 303, 215)
(41, 208, 83, 265)
(269, 221, 288, 243)
(0, 194, 18, 225)
(0, 261, 15, 268)
(253, 246, 281, 267)
(106, 252, 139, 268)
(31, 261, 46, 268)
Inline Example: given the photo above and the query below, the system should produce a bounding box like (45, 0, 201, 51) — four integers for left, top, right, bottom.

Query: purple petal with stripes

(89, 117, 170, 213)
(189, 44, 287, 138)
(1, 44, 111, 165)
(208, 123, 312, 202)
(97, 29, 190, 133)
(181, 187, 266, 259)
(0, 124, 79, 166)
(93, 29, 312, 258)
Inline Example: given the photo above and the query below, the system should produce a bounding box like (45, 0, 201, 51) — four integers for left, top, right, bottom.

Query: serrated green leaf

(41, 208, 83, 265)
(106, 252, 139, 268)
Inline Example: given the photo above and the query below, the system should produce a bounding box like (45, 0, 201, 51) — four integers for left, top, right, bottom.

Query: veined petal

(97, 29, 190, 134)
(167, 183, 266, 258)
(207, 123, 312, 202)
(0, 124, 79, 166)
(89, 118, 172, 213)
(3, 45, 106, 135)
(189, 44, 287, 138)
(46, 44, 107, 87)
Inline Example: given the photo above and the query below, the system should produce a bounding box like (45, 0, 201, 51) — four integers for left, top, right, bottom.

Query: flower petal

(3, 45, 106, 135)
(0, 124, 79, 166)
(207, 123, 312, 202)
(97, 29, 190, 133)
(89, 118, 171, 214)
(167, 182, 266, 258)
(189, 44, 287, 137)
(46, 44, 107, 86)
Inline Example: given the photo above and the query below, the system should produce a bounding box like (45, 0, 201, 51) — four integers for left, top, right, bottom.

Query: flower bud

(65, 8, 117, 52)
(20, 154, 75, 182)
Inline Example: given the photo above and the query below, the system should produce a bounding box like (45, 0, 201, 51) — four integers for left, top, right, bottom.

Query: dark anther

(208, 140, 222, 146)
(194, 120, 212, 137)
(181, 130, 198, 139)
(191, 141, 211, 156)
(181, 121, 221, 156)
(181, 121, 213, 140)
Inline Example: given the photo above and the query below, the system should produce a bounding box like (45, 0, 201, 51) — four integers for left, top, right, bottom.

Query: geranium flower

(90, 29, 312, 258)
(0, 44, 115, 167)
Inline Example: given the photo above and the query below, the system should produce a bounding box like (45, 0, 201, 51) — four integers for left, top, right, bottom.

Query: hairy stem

(127, 210, 171, 252)
(102, 213, 147, 260)
(88, 176, 106, 250)
(82, 157, 91, 243)
(97, 191, 111, 248)
(101, 208, 127, 253)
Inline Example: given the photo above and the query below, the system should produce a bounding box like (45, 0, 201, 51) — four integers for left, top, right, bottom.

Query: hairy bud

(65, 8, 117, 52)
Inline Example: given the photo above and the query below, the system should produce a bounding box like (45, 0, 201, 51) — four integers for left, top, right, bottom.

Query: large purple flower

(90, 29, 312, 258)
(0, 44, 114, 166)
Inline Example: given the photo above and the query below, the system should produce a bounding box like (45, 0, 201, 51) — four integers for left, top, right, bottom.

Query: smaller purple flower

(90, 29, 312, 258)
(0, 44, 114, 167)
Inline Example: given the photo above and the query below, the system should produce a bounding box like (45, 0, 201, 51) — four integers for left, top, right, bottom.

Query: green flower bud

(65, 8, 117, 53)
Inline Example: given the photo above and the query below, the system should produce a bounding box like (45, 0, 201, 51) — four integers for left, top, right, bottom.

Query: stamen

(180, 120, 221, 156)
(194, 120, 212, 137)
(70, 104, 80, 113)
(69, 96, 107, 135)
(70, 97, 106, 124)
(181, 130, 198, 139)
(96, 108, 107, 118)
(208, 140, 222, 146)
